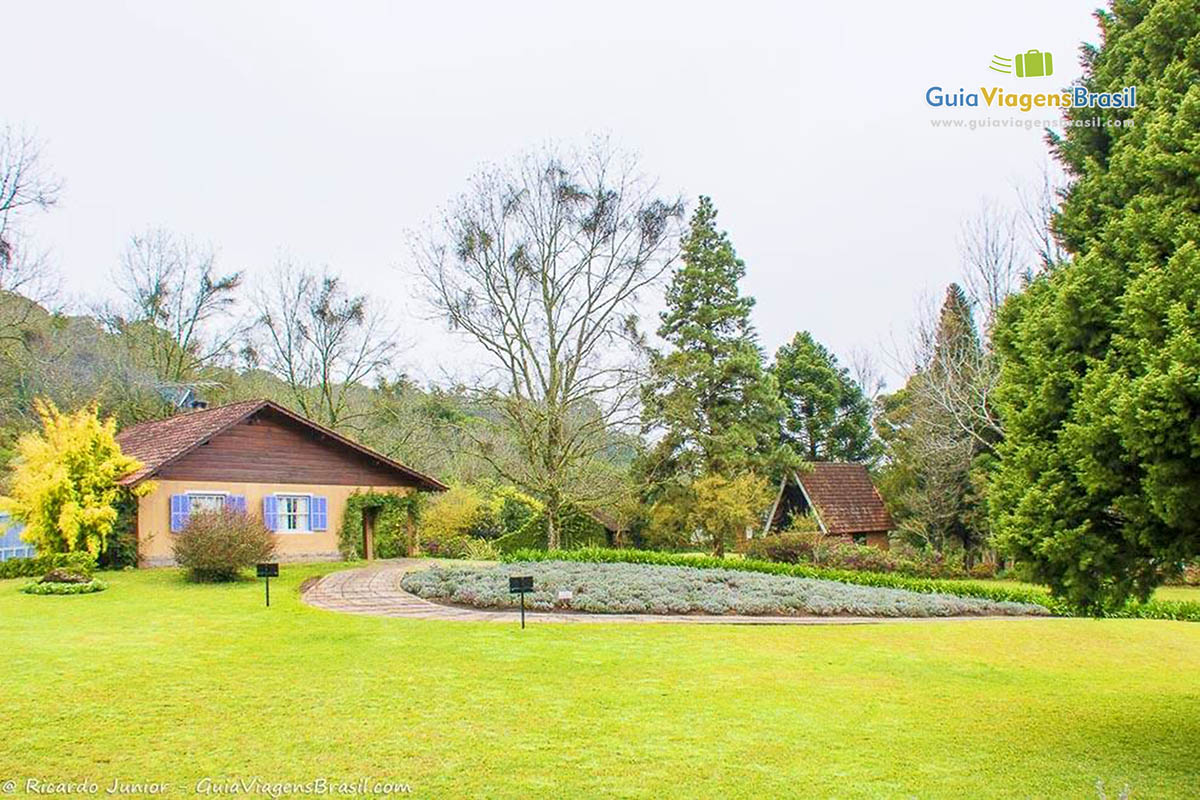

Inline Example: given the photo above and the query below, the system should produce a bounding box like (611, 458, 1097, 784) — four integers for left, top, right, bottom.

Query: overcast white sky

(7, 0, 1101, 390)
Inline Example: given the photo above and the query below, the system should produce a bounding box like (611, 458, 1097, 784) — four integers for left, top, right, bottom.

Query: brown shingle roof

(115, 398, 447, 491)
(796, 463, 893, 534)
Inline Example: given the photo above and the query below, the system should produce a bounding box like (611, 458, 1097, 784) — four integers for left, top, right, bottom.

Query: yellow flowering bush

(0, 400, 153, 556)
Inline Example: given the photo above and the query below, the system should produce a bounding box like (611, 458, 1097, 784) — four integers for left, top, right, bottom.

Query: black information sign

(257, 562, 279, 606)
(508, 575, 533, 628)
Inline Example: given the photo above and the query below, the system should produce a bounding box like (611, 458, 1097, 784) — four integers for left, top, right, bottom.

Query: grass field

(2, 564, 1199, 799)
(977, 578, 1200, 603)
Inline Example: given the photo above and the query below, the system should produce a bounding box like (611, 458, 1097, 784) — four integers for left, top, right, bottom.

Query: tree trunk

(546, 495, 561, 550)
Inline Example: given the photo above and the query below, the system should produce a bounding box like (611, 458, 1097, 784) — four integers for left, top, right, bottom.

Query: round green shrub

(21, 578, 107, 595)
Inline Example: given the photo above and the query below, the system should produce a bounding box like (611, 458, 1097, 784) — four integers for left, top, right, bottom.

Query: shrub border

(0, 552, 96, 580)
(501, 547, 1200, 621)
(20, 578, 108, 595)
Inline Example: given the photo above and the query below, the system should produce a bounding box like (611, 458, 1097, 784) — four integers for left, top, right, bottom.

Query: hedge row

(0, 552, 96, 580)
(501, 547, 1200, 621)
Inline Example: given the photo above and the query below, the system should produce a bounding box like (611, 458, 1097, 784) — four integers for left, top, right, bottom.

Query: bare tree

(0, 127, 61, 341)
(253, 261, 398, 431)
(959, 199, 1022, 330)
(899, 284, 1002, 450)
(890, 416, 978, 552)
(891, 199, 1031, 450)
(847, 345, 886, 404)
(1017, 164, 1068, 271)
(105, 228, 243, 385)
(880, 176, 1063, 555)
(413, 141, 683, 548)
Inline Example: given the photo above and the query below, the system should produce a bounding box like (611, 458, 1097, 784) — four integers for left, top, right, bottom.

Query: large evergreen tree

(990, 0, 1200, 609)
(772, 331, 876, 463)
(641, 197, 786, 480)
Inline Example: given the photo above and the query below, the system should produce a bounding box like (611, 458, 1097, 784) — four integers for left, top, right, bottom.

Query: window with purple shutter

(263, 495, 279, 531)
(170, 494, 190, 532)
(225, 495, 247, 514)
(311, 496, 328, 530)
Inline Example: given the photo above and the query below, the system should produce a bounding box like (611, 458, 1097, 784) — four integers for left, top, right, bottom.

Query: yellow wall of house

(137, 479, 413, 567)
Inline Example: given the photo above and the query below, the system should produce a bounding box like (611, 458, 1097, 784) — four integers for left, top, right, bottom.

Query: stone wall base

(140, 551, 345, 568)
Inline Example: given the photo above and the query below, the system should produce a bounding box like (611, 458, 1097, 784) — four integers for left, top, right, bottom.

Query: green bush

(969, 561, 999, 580)
(420, 529, 471, 559)
(745, 533, 970, 579)
(21, 577, 107, 595)
(97, 494, 139, 569)
(0, 551, 96, 580)
(500, 547, 1200, 622)
(172, 510, 276, 582)
(462, 537, 501, 561)
(745, 532, 826, 564)
(414, 484, 605, 557)
(420, 485, 497, 545)
(783, 513, 821, 533)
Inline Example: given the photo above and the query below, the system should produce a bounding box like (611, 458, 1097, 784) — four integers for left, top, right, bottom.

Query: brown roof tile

(115, 398, 447, 491)
(796, 463, 893, 534)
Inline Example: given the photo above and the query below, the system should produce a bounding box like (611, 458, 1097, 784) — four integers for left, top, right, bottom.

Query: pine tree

(772, 331, 876, 463)
(641, 196, 786, 480)
(931, 284, 980, 377)
(990, 0, 1200, 609)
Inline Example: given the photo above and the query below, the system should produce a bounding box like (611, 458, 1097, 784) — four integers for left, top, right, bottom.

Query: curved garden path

(301, 561, 1018, 625)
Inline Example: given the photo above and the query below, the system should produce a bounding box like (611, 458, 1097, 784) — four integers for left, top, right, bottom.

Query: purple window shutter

(311, 496, 328, 530)
(170, 494, 189, 532)
(225, 495, 247, 514)
(263, 495, 278, 531)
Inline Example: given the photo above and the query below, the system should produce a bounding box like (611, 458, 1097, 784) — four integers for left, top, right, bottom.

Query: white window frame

(274, 493, 313, 534)
(186, 490, 229, 515)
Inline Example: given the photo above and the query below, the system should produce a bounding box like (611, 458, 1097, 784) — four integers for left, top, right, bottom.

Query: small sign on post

(509, 575, 533, 629)
(257, 562, 279, 607)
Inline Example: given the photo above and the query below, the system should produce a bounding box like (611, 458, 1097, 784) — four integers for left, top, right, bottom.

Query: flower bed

(500, 547, 1200, 621)
(505, 547, 1065, 610)
(21, 578, 107, 595)
(400, 561, 1049, 618)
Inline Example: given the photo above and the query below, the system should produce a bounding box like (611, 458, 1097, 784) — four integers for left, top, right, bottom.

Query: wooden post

(362, 508, 376, 561)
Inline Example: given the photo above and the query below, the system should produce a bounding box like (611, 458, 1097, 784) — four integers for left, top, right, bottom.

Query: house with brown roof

(762, 463, 894, 549)
(116, 399, 446, 567)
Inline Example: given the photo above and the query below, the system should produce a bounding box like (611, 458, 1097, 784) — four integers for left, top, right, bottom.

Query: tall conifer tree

(641, 197, 786, 481)
(990, 0, 1200, 608)
(772, 331, 876, 463)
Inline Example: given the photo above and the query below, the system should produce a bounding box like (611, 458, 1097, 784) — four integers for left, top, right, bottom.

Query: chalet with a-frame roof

(762, 463, 894, 549)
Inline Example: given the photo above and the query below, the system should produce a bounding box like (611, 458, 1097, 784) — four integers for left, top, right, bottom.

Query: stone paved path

(301, 561, 1017, 626)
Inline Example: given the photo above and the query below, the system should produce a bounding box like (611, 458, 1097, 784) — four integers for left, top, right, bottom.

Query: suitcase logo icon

(989, 50, 1054, 78)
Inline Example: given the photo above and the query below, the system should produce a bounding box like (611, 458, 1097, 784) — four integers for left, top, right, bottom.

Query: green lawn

(2, 565, 1198, 799)
(938, 577, 1200, 604)
(1154, 584, 1200, 603)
